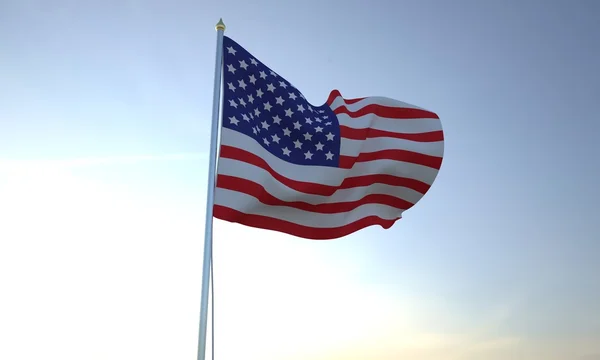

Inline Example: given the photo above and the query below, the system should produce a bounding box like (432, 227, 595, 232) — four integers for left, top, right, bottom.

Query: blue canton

(221, 36, 341, 167)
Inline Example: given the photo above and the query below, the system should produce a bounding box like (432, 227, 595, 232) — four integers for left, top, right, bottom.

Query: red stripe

(219, 145, 432, 195)
(339, 149, 443, 170)
(334, 104, 439, 120)
(339, 174, 431, 194)
(326, 90, 438, 119)
(340, 126, 444, 142)
(217, 175, 414, 213)
(326, 89, 364, 106)
(214, 205, 400, 240)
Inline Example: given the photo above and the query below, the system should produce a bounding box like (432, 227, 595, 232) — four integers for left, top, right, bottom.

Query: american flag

(213, 36, 444, 240)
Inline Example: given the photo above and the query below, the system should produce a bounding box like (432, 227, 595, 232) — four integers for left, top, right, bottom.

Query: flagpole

(197, 18, 225, 360)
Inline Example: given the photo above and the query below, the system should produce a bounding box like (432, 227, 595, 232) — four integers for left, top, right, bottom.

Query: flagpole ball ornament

(215, 18, 226, 31)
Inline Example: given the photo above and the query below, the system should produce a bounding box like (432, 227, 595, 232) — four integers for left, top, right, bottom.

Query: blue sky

(1, 0, 599, 359)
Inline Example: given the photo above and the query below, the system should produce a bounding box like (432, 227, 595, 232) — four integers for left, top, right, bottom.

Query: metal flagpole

(197, 18, 225, 360)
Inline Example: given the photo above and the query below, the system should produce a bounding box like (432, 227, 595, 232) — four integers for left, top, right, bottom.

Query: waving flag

(213, 36, 444, 240)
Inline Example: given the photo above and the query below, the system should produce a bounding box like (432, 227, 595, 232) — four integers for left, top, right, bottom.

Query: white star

(238, 98, 247, 107)
(239, 60, 248, 69)
(263, 138, 270, 146)
(297, 104, 305, 112)
(252, 127, 258, 135)
(261, 120, 270, 130)
(315, 142, 324, 151)
(289, 92, 297, 100)
(228, 99, 238, 108)
(323, 115, 329, 119)
(270, 70, 277, 76)
(247, 94, 254, 103)
(315, 117, 322, 123)
(283, 128, 291, 136)
(256, 89, 264, 98)
(275, 96, 284, 105)
(293, 139, 303, 149)
(242, 114, 250, 121)
(227, 64, 236, 73)
(248, 74, 257, 84)
(254, 108, 261, 117)
(325, 121, 332, 126)
(266, 83, 276, 92)
(229, 116, 239, 125)
(249, 113, 254, 119)
(259, 71, 267, 79)
(279, 81, 288, 89)
(308, 105, 314, 112)
(264, 102, 273, 111)
(272, 115, 282, 124)
(293, 121, 301, 130)
(271, 134, 281, 143)
(325, 151, 334, 160)
(250, 58, 258, 66)
(254, 125, 260, 132)
(285, 108, 294, 117)
(315, 126, 323, 133)
(238, 79, 247, 90)
(227, 82, 236, 91)
(282, 147, 291, 156)
(325, 132, 335, 141)
(305, 118, 313, 125)
(319, 110, 325, 113)
(227, 46, 236, 55)
(304, 151, 313, 160)
(303, 132, 313, 141)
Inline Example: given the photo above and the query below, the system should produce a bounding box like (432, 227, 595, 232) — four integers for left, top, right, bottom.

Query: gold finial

(215, 18, 226, 31)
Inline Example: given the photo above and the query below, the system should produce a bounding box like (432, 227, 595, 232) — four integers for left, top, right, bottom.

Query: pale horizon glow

(1, 1, 599, 360)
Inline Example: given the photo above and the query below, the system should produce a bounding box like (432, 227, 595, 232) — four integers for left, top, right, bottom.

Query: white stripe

(219, 128, 440, 185)
(218, 157, 425, 205)
(336, 113, 442, 134)
(340, 136, 444, 158)
(328, 94, 427, 112)
(215, 188, 402, 228)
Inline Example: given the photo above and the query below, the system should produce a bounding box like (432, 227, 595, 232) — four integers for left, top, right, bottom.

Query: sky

(0, 0, 599, 359)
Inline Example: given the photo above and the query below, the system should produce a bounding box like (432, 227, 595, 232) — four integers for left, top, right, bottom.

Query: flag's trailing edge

(213, 36, 444, 240)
